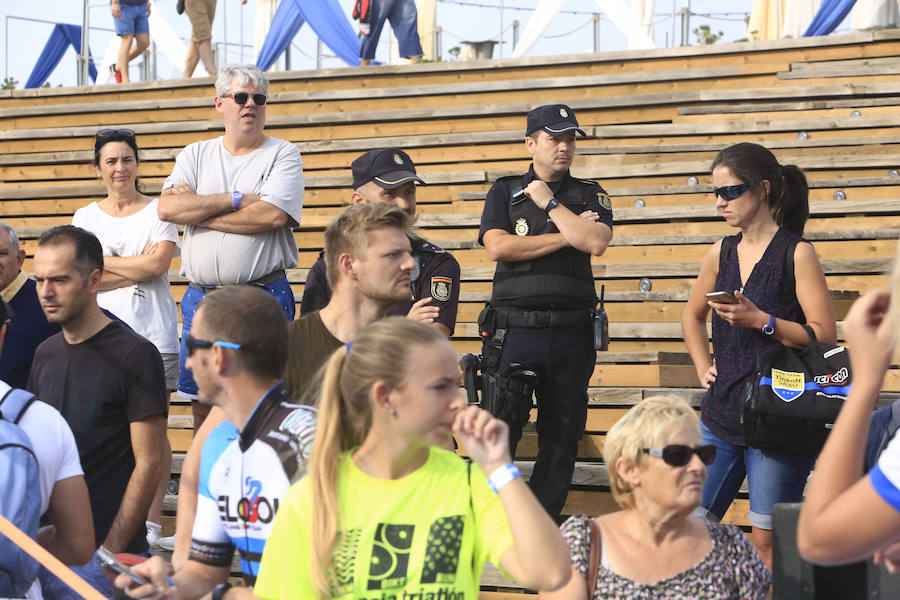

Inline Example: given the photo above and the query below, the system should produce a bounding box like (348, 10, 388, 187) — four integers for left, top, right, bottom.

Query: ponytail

(773, 164, 809, 236)
(306, 317, 446, 598)
(711, 142, 809, 235)
(309, 349, 353, 600)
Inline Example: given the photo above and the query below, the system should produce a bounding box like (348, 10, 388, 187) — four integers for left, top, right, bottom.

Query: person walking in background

(355, 0, 423, 66)
(183, 0, 247, 78)
(109, 0, 150, 83)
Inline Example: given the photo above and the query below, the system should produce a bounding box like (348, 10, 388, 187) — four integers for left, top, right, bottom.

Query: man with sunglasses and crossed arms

(159, 63, 302, 435)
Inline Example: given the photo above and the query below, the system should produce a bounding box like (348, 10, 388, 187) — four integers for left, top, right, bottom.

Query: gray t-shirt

(163, 136, 304, 285)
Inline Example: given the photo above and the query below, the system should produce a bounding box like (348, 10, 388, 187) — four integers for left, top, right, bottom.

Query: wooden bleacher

(3, 29, 900, 594)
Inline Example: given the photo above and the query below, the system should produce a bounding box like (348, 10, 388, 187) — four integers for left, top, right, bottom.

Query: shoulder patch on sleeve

(431, 276, 452, 302)
(596, 192, 612, 211)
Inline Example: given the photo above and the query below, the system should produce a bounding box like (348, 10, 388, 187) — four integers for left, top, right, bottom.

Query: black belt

(189, 269, 286, 293)
(494, 308, 593, 328)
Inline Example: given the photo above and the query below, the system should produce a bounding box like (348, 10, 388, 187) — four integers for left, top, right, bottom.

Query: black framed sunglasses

(222, 92, 268, 106)
(712, 183, 749, 201)
(96, 128, 136, 139)
(640, 444, 717, 467)
(185, 334, 242, 357)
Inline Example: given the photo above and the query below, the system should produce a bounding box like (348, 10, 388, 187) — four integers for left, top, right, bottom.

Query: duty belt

(189, 269, 286, 293)
(493, 308, 593, 328)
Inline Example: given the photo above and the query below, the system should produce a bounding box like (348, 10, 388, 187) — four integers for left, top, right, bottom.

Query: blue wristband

(487, 463, 521, 493)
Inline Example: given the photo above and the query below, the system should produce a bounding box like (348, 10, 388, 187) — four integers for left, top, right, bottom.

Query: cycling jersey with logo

(190, 382, 317, 584)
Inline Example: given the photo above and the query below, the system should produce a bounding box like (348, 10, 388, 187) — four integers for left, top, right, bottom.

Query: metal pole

(499, 0, 504, 59)
(671, 0, 676, 48)
(240, 0, 244, 63)
(80, 0, 90, 86)
(5, 16, 9, 81)
(776, 0, 781, 38)
(593, 14, 600, 52)
(223, 0, 228, 65)
(285, 44, 291, 71)
(433, 26, 441, 61)
(512, 21, 519, 49)
(316, 38, 322, 69)
(680, 7, 689, 46)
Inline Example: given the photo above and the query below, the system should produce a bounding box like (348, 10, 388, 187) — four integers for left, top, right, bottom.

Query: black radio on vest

(594, 284, 609, 351)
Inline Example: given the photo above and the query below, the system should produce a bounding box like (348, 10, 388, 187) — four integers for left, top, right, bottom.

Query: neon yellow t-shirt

(255, 447, 514, 599)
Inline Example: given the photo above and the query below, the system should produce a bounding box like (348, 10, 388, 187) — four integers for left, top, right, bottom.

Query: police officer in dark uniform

(478, 104, 613, 517)
(301, 148, 461, 335)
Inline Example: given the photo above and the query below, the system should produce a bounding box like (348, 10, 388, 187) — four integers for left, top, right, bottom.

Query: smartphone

(95, 547, 149, 586)
(705, 291, 738, 304)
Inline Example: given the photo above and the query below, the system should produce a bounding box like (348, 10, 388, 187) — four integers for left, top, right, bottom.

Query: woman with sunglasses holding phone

(681, 142, 836, 570)
(540, 395, 770, 599)
(72, 128, 179, 547)
(253, 317, 572, 599)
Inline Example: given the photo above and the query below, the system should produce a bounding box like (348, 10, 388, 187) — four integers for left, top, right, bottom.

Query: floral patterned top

(560, 515, 770, 599)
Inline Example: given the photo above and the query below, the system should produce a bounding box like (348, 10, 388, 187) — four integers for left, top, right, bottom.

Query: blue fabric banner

(26, 24, 97, 88)
(256, 0, 363, 70)
(803, 0, 857, 36)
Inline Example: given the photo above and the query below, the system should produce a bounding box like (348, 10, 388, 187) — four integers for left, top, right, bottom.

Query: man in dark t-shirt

(284, 202, 417, 401)
(300, 148, 460, 336)
(27, 226, 168, 598)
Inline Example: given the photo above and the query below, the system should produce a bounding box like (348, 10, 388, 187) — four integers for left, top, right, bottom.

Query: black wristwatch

(212, 582, 233, 600)
(544, 198, 560, 214)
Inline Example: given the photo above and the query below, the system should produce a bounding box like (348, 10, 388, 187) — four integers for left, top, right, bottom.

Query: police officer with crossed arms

(477, 104, 613, 518)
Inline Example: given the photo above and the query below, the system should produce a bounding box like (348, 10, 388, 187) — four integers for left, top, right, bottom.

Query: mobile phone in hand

(705, 291, 738, 304)
(95, 547, 149, 586)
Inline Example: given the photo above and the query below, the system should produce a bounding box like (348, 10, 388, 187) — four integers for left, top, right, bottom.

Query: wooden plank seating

(4, 30, 900, 595)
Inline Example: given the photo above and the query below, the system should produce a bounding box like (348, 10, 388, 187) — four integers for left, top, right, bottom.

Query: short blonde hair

(603, 395, 699, 509)
(323, 202, 411, 289)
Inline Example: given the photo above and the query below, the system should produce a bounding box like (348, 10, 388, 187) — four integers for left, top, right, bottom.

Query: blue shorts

(114, 2, 149, 36)
(694, 420, 815, 530)
(177, 278, 295, 399)
(38, 553, 117, 599)
(359, 0, 423, 60)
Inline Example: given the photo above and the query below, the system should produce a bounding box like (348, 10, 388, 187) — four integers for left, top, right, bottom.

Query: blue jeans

(114, 3, 149, 36)
(39, 555, 115, 600)
(696, 420, 815, 530)
(177, 278, 295, 398)
(359, 0, 423, 60)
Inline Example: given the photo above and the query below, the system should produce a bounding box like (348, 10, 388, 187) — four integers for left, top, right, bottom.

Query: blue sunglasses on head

(712, 183, 749, 201)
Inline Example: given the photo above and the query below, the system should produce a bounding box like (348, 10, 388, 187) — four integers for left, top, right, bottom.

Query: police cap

(351, 148, 425, 190)
(525, 104, 586, 137)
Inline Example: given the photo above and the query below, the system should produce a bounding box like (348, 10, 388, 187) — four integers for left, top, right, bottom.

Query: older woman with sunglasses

(681, 142, 836, 570)
(540, 395, 769, 599)
(72, 127, 179, 547)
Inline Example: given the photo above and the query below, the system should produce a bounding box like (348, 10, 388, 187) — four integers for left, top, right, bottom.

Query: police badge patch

(431, 277, 452, 302)
(597, 193, 612, 211)
(515, 218, 529, 236)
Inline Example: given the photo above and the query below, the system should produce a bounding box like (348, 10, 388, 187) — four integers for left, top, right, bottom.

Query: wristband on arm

(487, 463, 521, 493)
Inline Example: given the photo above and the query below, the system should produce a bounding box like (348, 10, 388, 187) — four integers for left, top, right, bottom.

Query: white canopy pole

(511, 0, 566, 58)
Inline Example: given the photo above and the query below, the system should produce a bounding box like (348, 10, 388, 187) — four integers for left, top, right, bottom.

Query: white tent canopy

(512, 0, 655, 58)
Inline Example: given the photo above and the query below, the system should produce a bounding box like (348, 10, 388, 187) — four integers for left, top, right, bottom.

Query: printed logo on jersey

(420, 516, 464, 584)
(814, 366, 849, 386)
(515, 218, 529, 236)
(431, 277, 452, 302)
(217, 476, 280, 526)
(771, 369, 804, 402)
(597, 193, 611, 211)
(330, 527, 362, 596)
(367, 524, 414, 590)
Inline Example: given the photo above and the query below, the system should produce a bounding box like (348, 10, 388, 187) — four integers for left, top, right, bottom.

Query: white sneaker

(154, 534, 176, 552)
(146, 521, 162, 546)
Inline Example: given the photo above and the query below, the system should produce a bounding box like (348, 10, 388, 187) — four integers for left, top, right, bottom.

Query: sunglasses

(96, 128, 136, 138)
(185, 334, 242, 357)
(222, 92, 268, 106)
(712, 183, 749, 201)
(640, 444, 717, 467)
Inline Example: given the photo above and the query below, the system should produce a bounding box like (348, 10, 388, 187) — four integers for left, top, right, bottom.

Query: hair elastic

(345, 341, 353, 354)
